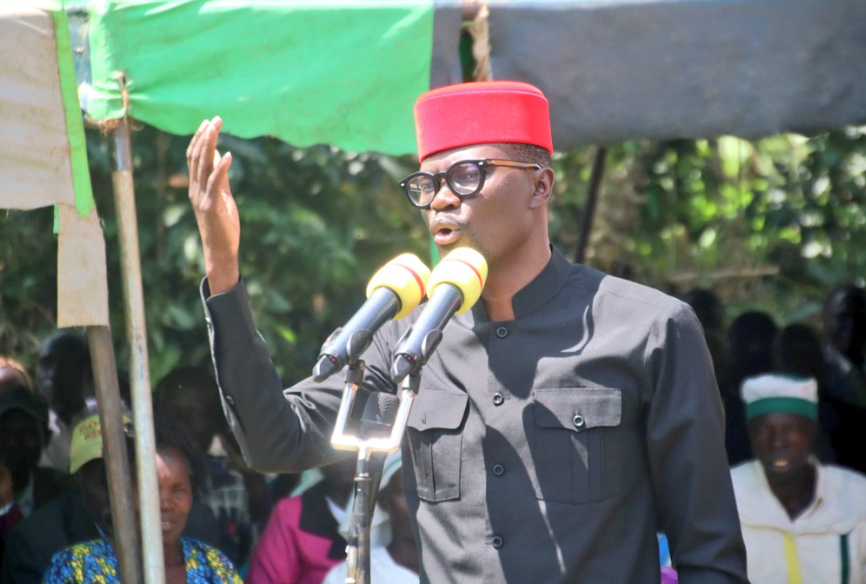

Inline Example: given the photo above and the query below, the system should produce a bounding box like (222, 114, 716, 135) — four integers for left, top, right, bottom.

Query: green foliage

(2, 125, 865, 383)
(98, 127, 428, 383)
(550, 129, 866, 324)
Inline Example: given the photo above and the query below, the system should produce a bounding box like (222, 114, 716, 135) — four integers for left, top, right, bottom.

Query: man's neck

(482, 241, 552, 321)
(768, 465, 816, 521)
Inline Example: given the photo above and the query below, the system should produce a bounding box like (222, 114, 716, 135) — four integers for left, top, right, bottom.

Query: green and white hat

(741, 374, 818, 421)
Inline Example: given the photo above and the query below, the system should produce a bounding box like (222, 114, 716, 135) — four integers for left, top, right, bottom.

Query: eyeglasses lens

(406, 175, 436, 207)
(450, 162, 481, 195)
(404, 161, 483, 207)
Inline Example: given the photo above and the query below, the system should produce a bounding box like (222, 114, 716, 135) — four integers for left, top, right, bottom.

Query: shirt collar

(470, 246, 574, 322)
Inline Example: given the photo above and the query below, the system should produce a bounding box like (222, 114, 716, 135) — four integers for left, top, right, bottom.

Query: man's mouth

(430, 218, 465, 246)
(433, 227, 462, 245)
(161, 517, 178, 531)
(770, 458, 791, 470)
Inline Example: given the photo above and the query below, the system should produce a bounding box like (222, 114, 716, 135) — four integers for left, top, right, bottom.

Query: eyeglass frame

(399, 158, 542, 209)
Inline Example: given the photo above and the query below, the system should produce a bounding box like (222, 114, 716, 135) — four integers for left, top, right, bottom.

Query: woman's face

(155, 446, 193, 545)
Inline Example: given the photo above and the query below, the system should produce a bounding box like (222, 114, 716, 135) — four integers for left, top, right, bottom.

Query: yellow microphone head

(366, 253, 432, 319)
(426, 248, 488, 314)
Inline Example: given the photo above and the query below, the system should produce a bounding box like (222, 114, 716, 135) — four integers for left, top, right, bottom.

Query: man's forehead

(750, 411, 814, 428)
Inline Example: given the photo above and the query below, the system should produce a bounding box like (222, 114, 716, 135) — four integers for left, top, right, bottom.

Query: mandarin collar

(470, 246, 574, 323)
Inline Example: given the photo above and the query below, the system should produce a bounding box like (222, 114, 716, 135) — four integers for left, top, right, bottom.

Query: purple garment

(661, 566, 679, 584)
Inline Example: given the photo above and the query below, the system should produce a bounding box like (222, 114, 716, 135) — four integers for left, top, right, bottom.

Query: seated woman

(42, 420, 242, 584)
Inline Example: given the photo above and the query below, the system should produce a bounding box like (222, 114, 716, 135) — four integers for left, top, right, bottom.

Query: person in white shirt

(731, 374, 866, 584)
(323, 454, 418, 584)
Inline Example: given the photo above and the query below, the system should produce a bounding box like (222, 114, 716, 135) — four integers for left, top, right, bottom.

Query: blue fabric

(42, 538, 242, 584)
(658, 533, 671, 567)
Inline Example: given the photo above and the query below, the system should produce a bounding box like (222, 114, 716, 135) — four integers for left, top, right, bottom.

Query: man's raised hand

(187, 117, 240, 294)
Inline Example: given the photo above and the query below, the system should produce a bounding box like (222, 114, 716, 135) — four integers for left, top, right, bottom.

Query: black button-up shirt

(202, 248, 748, 583)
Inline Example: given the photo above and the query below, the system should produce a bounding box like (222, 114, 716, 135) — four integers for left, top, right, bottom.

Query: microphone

(313, 254, 431, 382)
(390, 248, 487, 383)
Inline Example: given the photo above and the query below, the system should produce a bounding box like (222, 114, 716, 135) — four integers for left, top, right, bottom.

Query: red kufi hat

(414, 81, 553, 162)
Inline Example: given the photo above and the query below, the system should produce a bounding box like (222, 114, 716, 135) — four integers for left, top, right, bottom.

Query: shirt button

(573, 414, 585, 429)
(225, 395, 236, 407)
(492, 392, 505, 406)
(493, 464, 505, 477)
(491, 535, 504, 549)
(495, 326, 508, 338)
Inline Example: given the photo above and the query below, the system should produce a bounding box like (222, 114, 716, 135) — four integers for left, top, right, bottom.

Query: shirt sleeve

(643, 302, 749, 584)
(200, 277, 397, 473)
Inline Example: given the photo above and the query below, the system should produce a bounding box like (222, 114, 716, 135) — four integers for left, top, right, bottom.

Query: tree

(2, 126, 865, 383)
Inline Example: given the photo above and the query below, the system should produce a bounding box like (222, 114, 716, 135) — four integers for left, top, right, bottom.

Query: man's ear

(529, 167, 555, 208)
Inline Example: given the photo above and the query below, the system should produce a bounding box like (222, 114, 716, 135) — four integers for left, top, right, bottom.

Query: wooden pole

(110, 117, 166, 584)
(574, 147, 608, 264)
(87, 326, 142, 584)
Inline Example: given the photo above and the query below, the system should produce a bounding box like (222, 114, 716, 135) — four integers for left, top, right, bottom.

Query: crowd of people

(0, 331, 418, 584)
(677, 284, 866, 583)
(0, 283, 864, 583)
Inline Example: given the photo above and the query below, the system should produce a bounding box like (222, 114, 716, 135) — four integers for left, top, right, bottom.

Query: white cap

(741, 374, 818, 421)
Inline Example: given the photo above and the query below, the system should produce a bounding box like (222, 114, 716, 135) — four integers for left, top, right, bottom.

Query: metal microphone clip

(330, 360, 420, 584)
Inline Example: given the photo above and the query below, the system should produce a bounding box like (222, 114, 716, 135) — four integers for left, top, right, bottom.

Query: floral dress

(42, 538, 243, 584)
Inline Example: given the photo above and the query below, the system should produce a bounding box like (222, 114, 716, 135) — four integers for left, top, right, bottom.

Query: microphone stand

(331, 359, 421, 584)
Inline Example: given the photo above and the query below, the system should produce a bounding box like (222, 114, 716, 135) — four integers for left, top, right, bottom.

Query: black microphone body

(314, 287, 400, 382)
(390, 283, 463, 383)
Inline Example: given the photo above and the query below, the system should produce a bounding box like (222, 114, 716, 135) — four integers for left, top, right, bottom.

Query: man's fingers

(187, 119, 209, 163)
(197, 116, 223, 189)
(189, 119, 211, 182)
(206, 151, 233, 196)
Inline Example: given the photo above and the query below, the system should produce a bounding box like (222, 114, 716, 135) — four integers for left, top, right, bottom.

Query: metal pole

(574, 146, 608, 265)
(87, 326, 142, 584)
(345, 452, 373, 584)
(111, 117, 165, 584)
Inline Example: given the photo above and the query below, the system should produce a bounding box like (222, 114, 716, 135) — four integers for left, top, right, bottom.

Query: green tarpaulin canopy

(87, 0, 462, 155)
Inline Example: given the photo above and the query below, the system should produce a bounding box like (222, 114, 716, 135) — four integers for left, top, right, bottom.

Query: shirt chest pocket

(406, 390, 469, 502)
(529, 388, 623, 504)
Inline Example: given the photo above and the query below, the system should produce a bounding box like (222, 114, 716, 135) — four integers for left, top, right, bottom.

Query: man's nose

(768, 430, 787, 448)
(429, 181, 462, 211)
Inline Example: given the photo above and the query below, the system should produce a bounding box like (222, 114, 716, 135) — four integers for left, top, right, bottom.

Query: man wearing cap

(1, 415, 219, 584)
(188, 81, 747, 582)
(1, 413, 126, 584)
(732, 374, 866, 583)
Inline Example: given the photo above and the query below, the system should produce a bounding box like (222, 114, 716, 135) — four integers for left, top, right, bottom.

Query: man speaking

(187, 81, 748, 583)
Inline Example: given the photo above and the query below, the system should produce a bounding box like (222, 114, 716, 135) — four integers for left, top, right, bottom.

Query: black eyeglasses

(399, 159, 541, 209)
